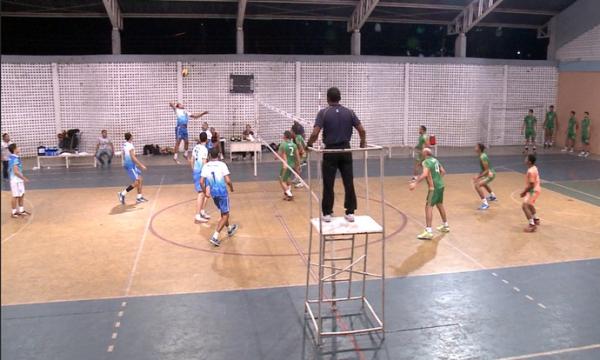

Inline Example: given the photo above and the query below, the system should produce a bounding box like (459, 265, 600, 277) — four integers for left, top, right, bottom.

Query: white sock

(137, 194, 143, 199)
(213, 231, 219, 239)
(195, 213, 202, 220)
(19, 206, 24, 213)
(529, 219, 535, 225)
(490, 192, 496, 197)
(482, 198, 488, 205)
(533, 214, 539, 220)
(443, 222, 449, 227)
(121, 190, 127, 196)
(426, 227, 432, 233)
(12, 208, 17, 214)
(200, 210, 207, 216)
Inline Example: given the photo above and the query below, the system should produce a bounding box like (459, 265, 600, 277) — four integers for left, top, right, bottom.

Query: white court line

(124, 175, 164, 296)
(497, 165, 600, 201)
(513, 287, 520, 292)
(502, 279, 509, 284)
(1, 198, 35, 244)
(525, 295, 534, 301)
(496, 343, 600, 360)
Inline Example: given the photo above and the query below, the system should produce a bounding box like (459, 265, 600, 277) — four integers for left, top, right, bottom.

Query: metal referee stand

(304, 145, 386, 346)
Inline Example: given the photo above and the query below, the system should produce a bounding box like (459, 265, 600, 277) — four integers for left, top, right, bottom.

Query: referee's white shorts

(10, 180, 25, 197)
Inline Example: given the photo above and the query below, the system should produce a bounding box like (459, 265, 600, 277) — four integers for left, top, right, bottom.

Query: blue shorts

(125, 166, 142, 182)
(176, 126, 188, 141)
(193, 171, 202, 192)
(212, 195, 230, 214)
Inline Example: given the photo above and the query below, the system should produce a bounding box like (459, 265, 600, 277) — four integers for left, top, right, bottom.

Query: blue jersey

(174, 108, 190, 127)
(123, 142, 136, 169)
(201, 160, 230, 197)
(8, 154, 22, 181)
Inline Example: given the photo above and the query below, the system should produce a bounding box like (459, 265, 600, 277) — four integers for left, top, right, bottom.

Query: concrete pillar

(454, 32, 467, 58)
(236, 27, 244, 54)
(351, 30, 361, 55)
(112, 27, 121, 55)
(546, 18, 558, 60)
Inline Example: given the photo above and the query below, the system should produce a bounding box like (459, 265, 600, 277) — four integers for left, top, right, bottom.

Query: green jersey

(416, 133, 428, 149)
(582, 117, 591, 137)
(479, 153, 495, 175)
(568, 116, 577, 134)
(422, 157, 444, 189)
(545, 111, 556, 129)
(524, 115, 537, 131)
(279, 140, 298, 166)
(295, 134, 305, 149)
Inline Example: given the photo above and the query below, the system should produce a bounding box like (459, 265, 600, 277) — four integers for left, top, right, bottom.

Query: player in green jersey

(543, 105, 557, 148)
(412, 125, 430, 181)
(409, 148, 449, 240)
(521, 109, 537, 154)
(579, 112, 592, 158)
(291, 129, 307, 188)
(278, 130, 299, 200)
(473, 143, 497, 210)
(562, 111, 578, 153)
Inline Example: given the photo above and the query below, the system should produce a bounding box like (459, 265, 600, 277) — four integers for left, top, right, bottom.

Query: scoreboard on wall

(229, 74, 254, 93)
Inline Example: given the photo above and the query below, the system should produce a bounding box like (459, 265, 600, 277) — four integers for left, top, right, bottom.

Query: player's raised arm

(191, 111, 209, 119)
(169, 101, 177, 110)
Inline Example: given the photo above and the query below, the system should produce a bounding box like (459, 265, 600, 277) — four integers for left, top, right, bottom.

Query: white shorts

(10, 180, 25, 197)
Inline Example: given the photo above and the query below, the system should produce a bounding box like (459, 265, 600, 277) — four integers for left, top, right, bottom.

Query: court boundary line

(1, 198, 35, 244)
(496, 165, 600, 201)
(496, 343, 600, 360)
(124, 175, 165, 296)
(3, 257, 598, 307)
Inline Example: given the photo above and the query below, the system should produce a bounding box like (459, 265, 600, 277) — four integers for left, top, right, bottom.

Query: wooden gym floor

(2, 150, 599, 359)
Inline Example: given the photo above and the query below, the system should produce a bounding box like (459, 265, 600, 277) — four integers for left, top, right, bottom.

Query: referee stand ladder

(304, 145, 386, 347)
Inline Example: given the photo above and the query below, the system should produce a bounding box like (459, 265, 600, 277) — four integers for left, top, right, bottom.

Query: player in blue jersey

(201, 148, 238, 246)
(118, 132, 148, 205)
(191, 132, 210, 223)
(169, 102, 209, 164)
(7, 143, 30, 218)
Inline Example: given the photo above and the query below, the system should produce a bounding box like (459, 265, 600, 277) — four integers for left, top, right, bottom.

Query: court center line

(496, 343, 600, 360)
(124, 175, 165, 296)
(1, 198, 35, 244)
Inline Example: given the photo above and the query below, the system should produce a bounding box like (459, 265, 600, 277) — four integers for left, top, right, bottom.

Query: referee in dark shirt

(307, 87, 367, 222)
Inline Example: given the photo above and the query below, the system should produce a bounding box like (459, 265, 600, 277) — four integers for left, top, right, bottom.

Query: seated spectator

(242, 124, 255, 159)
(57, 132, 67, 153)
(96, 130, 114, 167)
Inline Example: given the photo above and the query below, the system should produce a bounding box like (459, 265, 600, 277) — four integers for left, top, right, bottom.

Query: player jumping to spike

(169, 101, 209, 164)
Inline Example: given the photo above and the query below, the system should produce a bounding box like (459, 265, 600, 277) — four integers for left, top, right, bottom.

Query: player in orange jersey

(520, 154, 541, 232)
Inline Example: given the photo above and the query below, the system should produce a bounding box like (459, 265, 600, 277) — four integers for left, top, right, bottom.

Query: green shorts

(481, 172, 496, 185)
(567, 132, 576, 140)
(525, 129, 536, 140)
(280, 167, 292, 182)
(582, 135, 590, 145)
(426, 187, 444, 206)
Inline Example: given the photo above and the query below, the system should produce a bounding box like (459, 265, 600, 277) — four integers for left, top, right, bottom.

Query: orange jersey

(526, 166, 541, 192)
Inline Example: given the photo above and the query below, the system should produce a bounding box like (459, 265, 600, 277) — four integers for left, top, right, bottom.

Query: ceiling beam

(348, 0, 380, 32)
(237, 0, 248, 28)
(448, 0, 504, 35)
(102, 0, 123, 29)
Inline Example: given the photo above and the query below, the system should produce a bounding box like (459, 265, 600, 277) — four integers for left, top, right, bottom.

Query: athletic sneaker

(436, 224, 450, 233)
(584, 152, 590, 158)
(533, 218, 541, 225)
(136, 197, 149, 204)
(524, 224, 537, 233)
(10, 213, 20, 218)
(322, 214, 332, 223)
(344, 214, 355, 222)
(200, 211, 211, 220)
(19, 210, 31, 216)
(173, 156, 180, 164)
(294, 182, 304, 188)
(118, 192, 125, 205)
(417, 231, 434, 240)
(569, 148, 574, 153)
(209, 236, 221, 246)
(487, 195, 497, 201)
(478, 203, 490, 210)
(578, 151, 585, 157)
(227, 224, 239, 237)
(195, 214, 208, 223)
(561, 147, 568, 152)
(285, 189, 293, 198)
